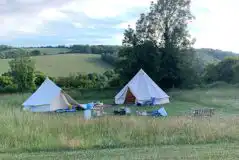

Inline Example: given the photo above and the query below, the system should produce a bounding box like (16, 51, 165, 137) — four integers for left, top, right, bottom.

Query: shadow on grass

(85, 57, 113, 68)
(0, 144, 146, 154)
(1, 138, 236, 154)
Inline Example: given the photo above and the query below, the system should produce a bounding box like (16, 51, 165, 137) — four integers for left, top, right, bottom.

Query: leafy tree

(116, 0, 197, 88)
(30, 50, 41, 56)
(216, 58, 237, 83)
(117, 40, 159, 83)
(103, 70, 116, 79)
(0, 76, 14, 87)
(34, 71, 46, 86)
(203, 57, 239, 84)
(9, 53, 36, 92)
(69, 45, 121, 54)
(203, 63, 219, 83)
(0, 45, 11, 52)
(232, 63, 239, 83)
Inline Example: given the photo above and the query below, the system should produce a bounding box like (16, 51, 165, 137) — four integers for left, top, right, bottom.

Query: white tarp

(115, 69, 170, 105)
(22, 77, 78, 112)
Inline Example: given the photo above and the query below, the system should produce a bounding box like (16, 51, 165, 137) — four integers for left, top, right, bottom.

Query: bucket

(84, 109, 91, 120)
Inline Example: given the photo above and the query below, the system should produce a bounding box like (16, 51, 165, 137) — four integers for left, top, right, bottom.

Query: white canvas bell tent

(115, 69, 170, 105)
(22, 77, 79, 112)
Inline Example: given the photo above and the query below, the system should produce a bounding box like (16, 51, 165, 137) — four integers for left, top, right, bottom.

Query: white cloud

(15, 0, 45, 3)
(61, 0, 152, 19)
(0, 16, 42, 37)
(115, 19, 137, 29)
(72, 22, 96, 29)
(191, 0, 239, 52)
(0, 0, 7, 5)
(72, 22, 83, 28)
(66, 38, 78, 42)
(114, 34, 124, 44)
(0, 0, 239, 52)
(0, 0, 68, 38)
(38, 8, 67, 21)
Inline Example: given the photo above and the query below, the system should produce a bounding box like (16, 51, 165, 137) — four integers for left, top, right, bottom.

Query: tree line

(1, 0, 239, 93)
(68, 45, 121, 54)
(0, 45, 122, 59)
(0, 46, 44, 59)
(203, 57, 239, 84)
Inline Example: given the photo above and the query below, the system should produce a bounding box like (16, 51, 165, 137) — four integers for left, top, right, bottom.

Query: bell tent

(115, 69, 170, 105)
(22, 77, 79, 112)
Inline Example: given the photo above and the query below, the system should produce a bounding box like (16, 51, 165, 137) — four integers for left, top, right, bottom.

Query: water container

(84, 109, 91, 120)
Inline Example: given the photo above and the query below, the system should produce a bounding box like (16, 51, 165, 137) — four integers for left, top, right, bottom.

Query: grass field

(0, 54, 113, 77)
(0, 87, 239, 159)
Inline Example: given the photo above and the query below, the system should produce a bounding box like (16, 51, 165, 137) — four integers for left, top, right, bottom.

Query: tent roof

(22, 77, 62, 106)
(115, 69, 169, 100)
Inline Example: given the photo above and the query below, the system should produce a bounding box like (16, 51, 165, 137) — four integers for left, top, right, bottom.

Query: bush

(203, 58, 239, 84)
(1, 71, 13, 77)
(55, 72, 113, 89)
(30, 50, 41, 56)
(103, 70, 115, 79)
(34, 71, 46, 86)
(0, 76, 14, 88)
(108, 76, 122, 87)
(0, 84, 18, 93)
(0, 69, 118, 93)
(0, 75, 19, 93)
(101, 53, 118, 65)
(9, 54, 36, 92)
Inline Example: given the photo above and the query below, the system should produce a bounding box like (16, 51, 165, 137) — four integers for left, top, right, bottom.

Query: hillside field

(0, 54, 113, 77)
(25, 47, 71, 55)
(0, 86, 239, 159)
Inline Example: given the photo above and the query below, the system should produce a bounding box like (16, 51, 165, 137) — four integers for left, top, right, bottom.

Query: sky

(0, 0, 238, 53)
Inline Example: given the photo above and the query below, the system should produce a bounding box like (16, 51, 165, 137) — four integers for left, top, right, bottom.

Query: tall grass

(1, 88, 239, 153)
(0, 111, 239, 153)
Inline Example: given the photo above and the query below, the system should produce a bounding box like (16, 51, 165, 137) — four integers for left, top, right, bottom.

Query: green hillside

(0, 54, 113, 77)
(195, 48, 239, 65)
(0, 46, 238, 78)
(1, 45, 238, 65)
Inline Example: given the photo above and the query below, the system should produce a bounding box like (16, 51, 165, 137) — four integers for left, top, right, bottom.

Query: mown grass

(0, 54, 113, 77)
(169, 86, 239, 114)
(1, 143, 239, 160)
